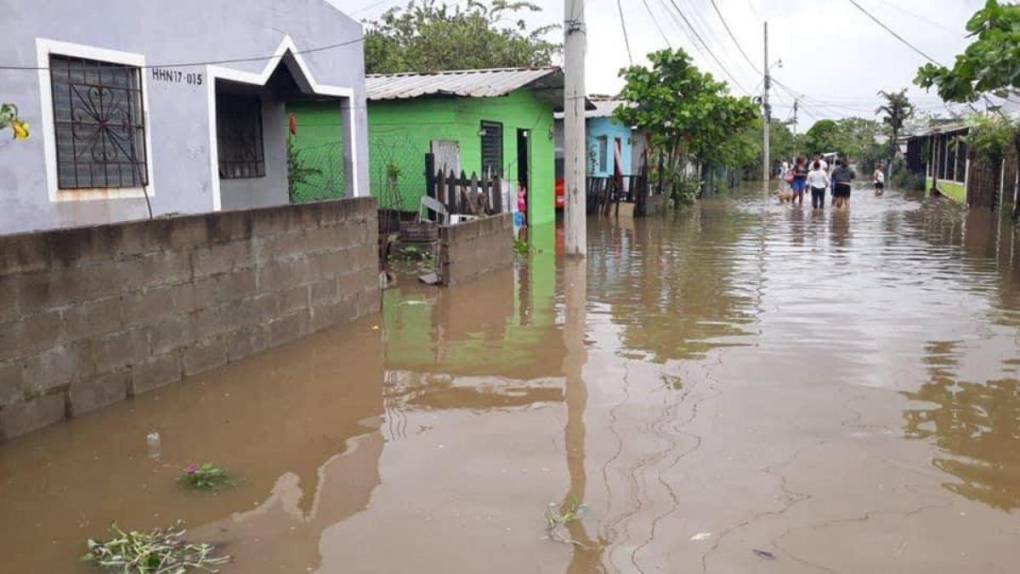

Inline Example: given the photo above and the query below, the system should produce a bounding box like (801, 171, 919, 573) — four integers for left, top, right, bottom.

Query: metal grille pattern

(217, 93, 265, 179)
(50, 55, 148, 189)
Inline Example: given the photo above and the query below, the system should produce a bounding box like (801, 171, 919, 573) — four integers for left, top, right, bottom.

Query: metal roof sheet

(366, 67, 562, 100)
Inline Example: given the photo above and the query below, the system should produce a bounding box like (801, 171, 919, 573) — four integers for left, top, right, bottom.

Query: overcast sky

(342, 0, 987, 131)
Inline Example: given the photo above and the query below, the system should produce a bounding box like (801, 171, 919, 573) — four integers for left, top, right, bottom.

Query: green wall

(286, 101, 346, 203)
(366, 90, 556, 226)
(927, 176, 966, 203)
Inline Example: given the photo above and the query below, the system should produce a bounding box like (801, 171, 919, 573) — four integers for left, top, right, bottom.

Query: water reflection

(902, 340, 1020, 511)
(588, 207, 756, 364)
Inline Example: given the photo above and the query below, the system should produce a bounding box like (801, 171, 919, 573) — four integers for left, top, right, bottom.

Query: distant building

(1, 0, 369, 235)
(358, 67, 563, 227)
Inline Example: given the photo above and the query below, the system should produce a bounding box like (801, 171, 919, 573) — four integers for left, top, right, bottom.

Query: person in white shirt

(873, 163, 885, 196)
(806, 160, 830, 209)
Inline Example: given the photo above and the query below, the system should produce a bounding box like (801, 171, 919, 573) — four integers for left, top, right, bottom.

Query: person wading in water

(831, 158, 856, 209)
(791, 156, 809, 206)
(806, 159, 830, 209)
(873, 162, 885, 196)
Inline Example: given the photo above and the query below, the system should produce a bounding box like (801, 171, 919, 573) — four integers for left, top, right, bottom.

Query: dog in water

(776, 188, 794, 204)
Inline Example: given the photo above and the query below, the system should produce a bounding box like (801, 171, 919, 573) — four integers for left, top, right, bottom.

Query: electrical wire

(616, 0, 635, 65)
(641, 0, 674, 48)
(708, 0, 761, 74)
(845, 0, 942, 65)
(0, 36, 364, 71)
(660, 0, 751, 95)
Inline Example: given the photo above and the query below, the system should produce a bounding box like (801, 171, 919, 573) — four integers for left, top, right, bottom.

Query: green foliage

(615, 49, 757, 199)
(178, 463, 232, 491)
(803, 119, 841, 155)
(82, 522, 230, 573)
(287, 138, 323, 204)
(965, 113, 1017, 165)
(0, 103, 29, 140)
(915, 0, 1020, 102)
(876, 89, 914, 142)
(363, 0, 560, 74)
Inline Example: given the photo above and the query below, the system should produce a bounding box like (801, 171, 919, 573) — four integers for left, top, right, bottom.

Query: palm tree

(876, 89, 915, 179)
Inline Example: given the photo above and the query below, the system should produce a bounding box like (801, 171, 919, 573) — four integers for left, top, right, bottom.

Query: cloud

(346, 0, 985, 129)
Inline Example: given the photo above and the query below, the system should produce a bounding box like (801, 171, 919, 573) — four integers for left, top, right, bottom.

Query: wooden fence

(586, 173, 652, 216)
(424, 153, 503, 217)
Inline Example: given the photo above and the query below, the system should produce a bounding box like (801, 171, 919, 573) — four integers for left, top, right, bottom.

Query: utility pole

(564, 0, 587, 256)
(762, 21, 771, 190)
(792, 99, 799, 135)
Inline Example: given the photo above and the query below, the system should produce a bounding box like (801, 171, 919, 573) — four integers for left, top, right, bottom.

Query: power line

(708, 0, 761, 74)
(641, 0, 673, 48)
(845, 0, 942, 65)
(0, 36, 365, 71)
(616, 0, 635, 65)
(661, 0, 751, 95)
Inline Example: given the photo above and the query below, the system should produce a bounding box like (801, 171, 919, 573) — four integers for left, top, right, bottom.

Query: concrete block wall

(439, 213, 513, 286)
(0, 198, 380, 440)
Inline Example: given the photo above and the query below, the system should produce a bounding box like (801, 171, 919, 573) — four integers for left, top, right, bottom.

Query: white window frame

(36, 38, 156, 202)
(206, 35, 361, 211)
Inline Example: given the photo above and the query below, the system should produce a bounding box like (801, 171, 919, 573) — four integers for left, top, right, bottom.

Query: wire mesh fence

(287, 139, 346, 204)
(369, 135, 428, 213)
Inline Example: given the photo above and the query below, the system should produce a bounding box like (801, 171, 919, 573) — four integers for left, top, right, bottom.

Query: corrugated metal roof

(553, 97, 629, 120)
(366, 67, 562, 100)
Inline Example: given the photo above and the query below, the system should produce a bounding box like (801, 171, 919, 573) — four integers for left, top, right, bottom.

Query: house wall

(1, 0, 368, 235)
(0, 198, 380, 441)
(366, 90, 556, 226)
(587, 117, 634, 177)
(220, 91, 291, 210)
(286, 101, 346, 203)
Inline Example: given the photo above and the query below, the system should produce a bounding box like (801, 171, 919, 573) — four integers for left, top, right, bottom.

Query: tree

(915, 0, 1020, 216)
(876, 89, 914, 173)
(615, 49, 758, 203)
(363, 0, 560, 74)
(803, 119, 841, 156)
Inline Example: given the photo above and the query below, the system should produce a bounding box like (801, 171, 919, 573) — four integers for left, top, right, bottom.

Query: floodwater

(3, 185, 1020, 572)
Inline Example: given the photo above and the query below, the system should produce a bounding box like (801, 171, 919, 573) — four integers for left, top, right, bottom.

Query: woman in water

(831, 159, 856, 209)
(791, 156, 808, 206)
(873, 162, 885, 196)
(806, 160, 830, 209)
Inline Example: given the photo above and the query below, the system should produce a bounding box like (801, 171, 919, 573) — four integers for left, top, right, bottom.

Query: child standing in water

(873, 163, 885, 196)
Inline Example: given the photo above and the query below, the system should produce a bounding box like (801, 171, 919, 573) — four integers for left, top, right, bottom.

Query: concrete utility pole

(762, 21, 771, 190)
(564, 0, 587, 256)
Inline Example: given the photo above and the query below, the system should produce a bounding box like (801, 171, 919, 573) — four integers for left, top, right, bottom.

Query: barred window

(49, 55, 148, 189)
(217, 93, 265, 179)
(480, 121, 503, 177)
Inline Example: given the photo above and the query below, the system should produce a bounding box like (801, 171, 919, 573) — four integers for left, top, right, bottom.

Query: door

(517, 129, 531, 222)
(431, 140, 461, 176)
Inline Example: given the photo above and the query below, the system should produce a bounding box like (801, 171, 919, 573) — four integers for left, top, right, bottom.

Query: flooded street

(3, 185, 1020, 572)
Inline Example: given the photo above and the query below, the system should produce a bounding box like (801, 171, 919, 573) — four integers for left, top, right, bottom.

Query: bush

(891, 169, 925, 191)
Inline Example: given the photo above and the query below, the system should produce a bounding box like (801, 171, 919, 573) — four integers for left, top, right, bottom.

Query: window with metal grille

(217, 93, 265, 179)
(49, 55, 148, 189)
(480, 121, 503, 177)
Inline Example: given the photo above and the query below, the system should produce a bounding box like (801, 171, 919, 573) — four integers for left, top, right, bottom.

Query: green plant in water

(82, 522, 230, 573)
(179, 463, 232, 491)
(512, 238, 530, 255)
(545, 497, 590, 547)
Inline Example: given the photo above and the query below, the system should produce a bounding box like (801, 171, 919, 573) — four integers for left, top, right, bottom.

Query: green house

(364, 67, 564, 226)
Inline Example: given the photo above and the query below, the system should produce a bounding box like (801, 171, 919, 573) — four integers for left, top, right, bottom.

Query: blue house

(554, 97, 645, 208)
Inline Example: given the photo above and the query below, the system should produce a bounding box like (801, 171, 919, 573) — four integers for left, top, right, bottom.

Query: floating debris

(82, 522, 230, 573)
(753, 549, 777, 560)
(690, 532, 712, 541)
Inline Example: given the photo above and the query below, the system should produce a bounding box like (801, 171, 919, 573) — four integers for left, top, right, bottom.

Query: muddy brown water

(3, 186, 1020, 572)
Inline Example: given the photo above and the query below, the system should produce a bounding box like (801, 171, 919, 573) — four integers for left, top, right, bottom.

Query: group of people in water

(779, 155, 885, 209)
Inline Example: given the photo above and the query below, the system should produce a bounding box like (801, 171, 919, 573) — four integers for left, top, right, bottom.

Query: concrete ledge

(0, 197, 380, 441)
(438, 213, 513, 287)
